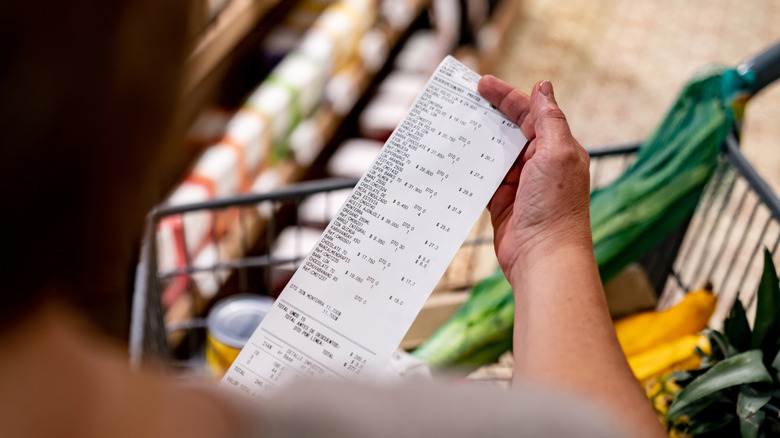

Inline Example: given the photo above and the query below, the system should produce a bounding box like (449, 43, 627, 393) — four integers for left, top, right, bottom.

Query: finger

(487, 182, 517, 223)
(501, 154, 524, 184)
(519, 139, 538, 166)
(529, 80, 575, 146)
(477, 75, 531, 127)
(519, 81, 542, 140)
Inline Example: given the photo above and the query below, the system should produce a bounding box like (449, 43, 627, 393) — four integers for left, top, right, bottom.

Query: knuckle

(552, 143, 579, 163)
(541, 105, 567, 122)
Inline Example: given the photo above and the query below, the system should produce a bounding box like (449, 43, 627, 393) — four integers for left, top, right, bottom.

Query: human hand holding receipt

(221, 56, 527, 397)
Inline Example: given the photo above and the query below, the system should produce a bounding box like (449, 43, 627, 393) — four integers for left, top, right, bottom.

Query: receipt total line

(279, 298, 378, 356)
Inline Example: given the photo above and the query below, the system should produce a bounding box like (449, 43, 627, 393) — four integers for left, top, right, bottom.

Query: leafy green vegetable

(667, 250, 780, 436)
(667, 350, 772, 420)
(772, 350, 780, 379)
(412, 270, 514, 366)
(725, 298, 752, 352)
(750, 249, 780, 364)
(414, 67, 752, 368)
(737, 385, 772, 419)
(739, 410, 765, 438)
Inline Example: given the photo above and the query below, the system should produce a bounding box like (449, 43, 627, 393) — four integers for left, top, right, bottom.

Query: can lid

(207, 294, 275, 348)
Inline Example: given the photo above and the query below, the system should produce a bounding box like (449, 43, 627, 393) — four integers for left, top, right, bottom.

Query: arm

(478, 77, 665, 438)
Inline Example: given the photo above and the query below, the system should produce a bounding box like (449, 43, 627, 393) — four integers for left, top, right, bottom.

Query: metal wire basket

(129, 135, 779, 372)
(130, 42, 780, 374)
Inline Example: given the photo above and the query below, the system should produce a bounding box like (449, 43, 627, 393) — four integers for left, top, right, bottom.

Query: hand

(477, 77, 592, 284)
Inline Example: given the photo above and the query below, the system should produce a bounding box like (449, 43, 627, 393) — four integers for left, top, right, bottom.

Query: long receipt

(221, 56, 526, 397)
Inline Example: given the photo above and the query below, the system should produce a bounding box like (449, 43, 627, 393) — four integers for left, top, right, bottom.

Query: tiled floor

(495, 0, 780, 192)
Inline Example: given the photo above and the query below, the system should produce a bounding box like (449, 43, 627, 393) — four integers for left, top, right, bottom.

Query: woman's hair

(0, 1, 191, 337)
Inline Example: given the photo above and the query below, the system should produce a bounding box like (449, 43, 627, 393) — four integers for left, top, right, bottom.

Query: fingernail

(539, 80, 553, 97)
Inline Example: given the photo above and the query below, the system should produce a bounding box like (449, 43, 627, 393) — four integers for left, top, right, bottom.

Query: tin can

(205, 294, 275, 378)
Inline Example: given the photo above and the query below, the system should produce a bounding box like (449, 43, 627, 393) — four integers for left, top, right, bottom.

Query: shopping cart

(130, 43, 780, 375)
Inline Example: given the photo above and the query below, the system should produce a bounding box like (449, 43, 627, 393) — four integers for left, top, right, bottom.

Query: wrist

(504, 232, 596, 288)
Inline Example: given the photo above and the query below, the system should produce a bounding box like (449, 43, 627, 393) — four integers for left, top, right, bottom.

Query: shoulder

(246, 378, 627, 438)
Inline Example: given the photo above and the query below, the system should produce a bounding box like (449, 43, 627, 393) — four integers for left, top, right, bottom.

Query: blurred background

(499, 0, 780, 191)
(133, 0, 780, 381)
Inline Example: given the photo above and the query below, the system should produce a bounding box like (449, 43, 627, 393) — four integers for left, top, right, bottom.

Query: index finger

(477, 75, 531, 127)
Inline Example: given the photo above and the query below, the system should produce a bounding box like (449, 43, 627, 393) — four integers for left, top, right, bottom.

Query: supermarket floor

(494, 0, 780, 192)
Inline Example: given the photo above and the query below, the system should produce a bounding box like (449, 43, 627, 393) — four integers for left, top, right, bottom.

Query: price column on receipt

(221, 56, 527, 398)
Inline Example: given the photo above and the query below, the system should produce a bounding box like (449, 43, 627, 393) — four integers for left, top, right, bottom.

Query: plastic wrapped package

(325, 60, 365, 116)
(245, 51, 327, 157)
(223, 108, 272, 178)
(189, 242, 229, 300)
(326, 138, 384, 177)
(430, 0, 462, 50)
(289, 114, 329, 167)
(358, 94, 414, 140)
(271, 226, 324, 266)
(298, 28, 337, 73)
(359, 26, 391, 73)
(189, 144, 241, 198)
(306, 0, 377, 72)
(268, 226, 324, 293)
(158, 183, 213, 269)
(377, 70, 428, 101)
(297, 188, 352, 226)
(380, 0, 418, 30)
(250, 168, 283, 220)
(245, 81, 294, 147)
(394, 30, 451, 74)
(271, 53, 327, 116)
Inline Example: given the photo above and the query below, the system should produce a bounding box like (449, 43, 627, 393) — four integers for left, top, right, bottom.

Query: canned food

(206, 294, 275, 378)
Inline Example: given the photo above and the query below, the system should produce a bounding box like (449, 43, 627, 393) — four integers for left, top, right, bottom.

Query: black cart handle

(740, 40, 780, 95)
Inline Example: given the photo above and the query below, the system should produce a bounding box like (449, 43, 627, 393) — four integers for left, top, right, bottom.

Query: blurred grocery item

(206, 294, 275, 378)
(614, 287, 716, 358)
(626, 334, 709, 384)
(603, 263, 658, 319)
(297, 189, 353, 226)
(326, 138, 383, 177)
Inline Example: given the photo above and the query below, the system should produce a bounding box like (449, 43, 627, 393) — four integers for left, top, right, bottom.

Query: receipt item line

(260, 327, 347, 379)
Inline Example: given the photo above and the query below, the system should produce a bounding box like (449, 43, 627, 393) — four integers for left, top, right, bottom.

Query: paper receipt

(221, 56, 527, 397)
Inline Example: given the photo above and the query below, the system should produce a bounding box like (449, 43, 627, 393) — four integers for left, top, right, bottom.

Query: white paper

(221, 56, 526, 398)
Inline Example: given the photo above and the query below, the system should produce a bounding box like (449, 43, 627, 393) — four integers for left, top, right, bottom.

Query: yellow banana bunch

(614, 287, 716, 358)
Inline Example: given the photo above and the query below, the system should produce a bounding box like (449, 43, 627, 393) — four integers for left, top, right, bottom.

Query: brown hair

(0, 1, 191, 337)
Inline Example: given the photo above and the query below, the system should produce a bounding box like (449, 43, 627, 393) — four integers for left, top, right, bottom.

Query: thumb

(530, 80, 574, 143)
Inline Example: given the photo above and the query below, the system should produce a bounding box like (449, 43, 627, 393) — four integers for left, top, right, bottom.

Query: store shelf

(156, 0, 523, 354)
(477, 0, 522, 74)
(184, 0, 281, 96)
(162, 0, 432, 337)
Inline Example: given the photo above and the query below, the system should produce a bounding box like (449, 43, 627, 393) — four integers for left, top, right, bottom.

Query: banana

(614, 286, 716, 357)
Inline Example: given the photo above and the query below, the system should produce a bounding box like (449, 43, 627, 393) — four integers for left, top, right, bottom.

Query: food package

(358, 95, 413, 140)
(223, 108, 272, 178)
(325, 60, 365, 116)
(359, 26, 390, 73)
(245, 52, 327, 151)
(394, 30, 451, 74)
(302, 0, 376, 73)
(297, 188, 353, 226)
(326, 138, 383, 177)
(189, 242, 229, 300)
(269, 226, 324, 293)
